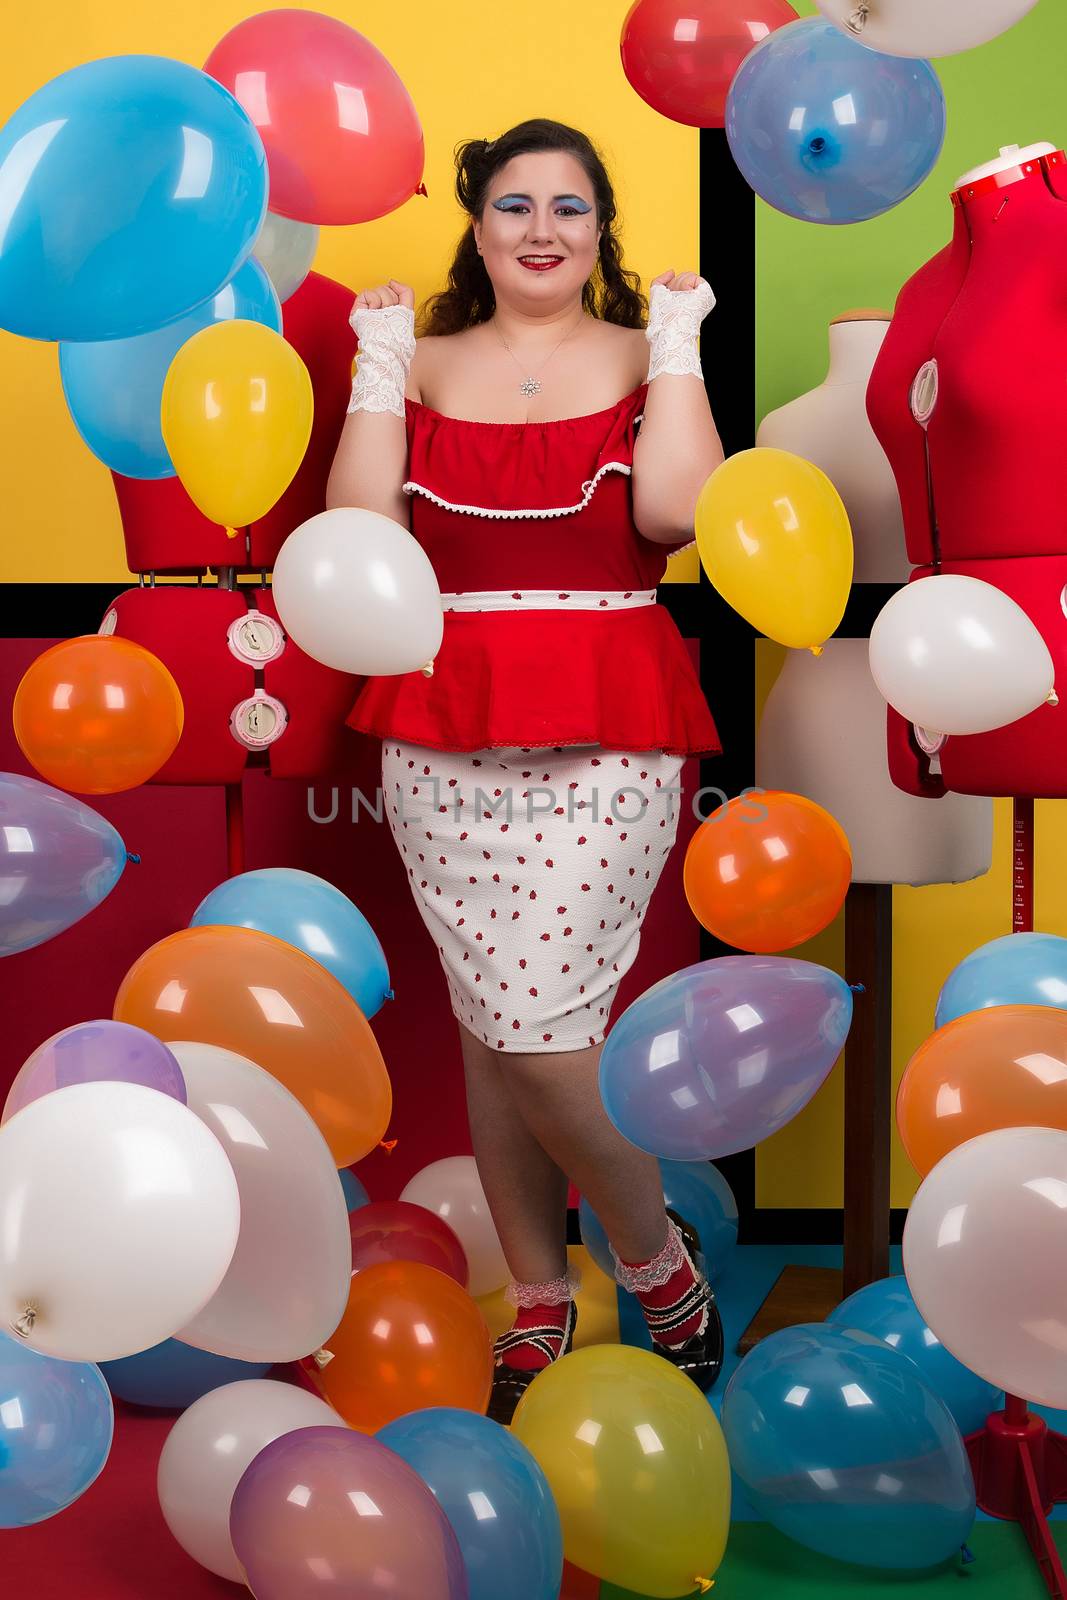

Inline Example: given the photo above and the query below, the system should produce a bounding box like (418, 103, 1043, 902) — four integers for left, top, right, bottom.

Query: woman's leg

(502, 1037, 669, 1261)
(458, 1022, 570, 1283)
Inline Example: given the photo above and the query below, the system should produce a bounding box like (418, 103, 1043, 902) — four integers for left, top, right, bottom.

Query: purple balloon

(599, 955, 854, 1160)
(3, 1021, 186, 1123)
(230, 1425, 470, 1599)
(0, 772, 130, 956)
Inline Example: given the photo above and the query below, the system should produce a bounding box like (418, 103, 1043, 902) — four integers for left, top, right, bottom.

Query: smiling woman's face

(472, 149, 602, 310)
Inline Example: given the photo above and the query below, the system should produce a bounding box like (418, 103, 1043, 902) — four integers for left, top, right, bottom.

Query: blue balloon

(722, 1324, 975, 1570)
(935, 932, 1067, 1027)
(59, 261, 281, 479)
(0, 773, 130, 956)
(725, 18, 946, 224)
(339, 1167, 371, 1213)
(0, 1330, 113, 1527)
(0, 55, 267, 341)
(377, 1408, 563, 1600)
(191, 868, 393, 1019)
(580, 1158, 738, 1282)
(599, 956, 853, 1161)
(828, 1276, 1001, 1437)
(98, 1338, 269, 1409)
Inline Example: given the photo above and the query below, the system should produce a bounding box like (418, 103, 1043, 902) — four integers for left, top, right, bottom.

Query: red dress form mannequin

(103, 270, 362, 787)
(867, 143, 1067, 1597)
(867, 142, 1067, 800)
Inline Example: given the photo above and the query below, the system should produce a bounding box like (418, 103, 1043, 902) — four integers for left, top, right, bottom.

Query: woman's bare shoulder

(408, 327, 479, 404)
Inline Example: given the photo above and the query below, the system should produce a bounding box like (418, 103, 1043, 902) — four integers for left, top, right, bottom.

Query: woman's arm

(325, 282, 418, 529)
(631, 273, 724, 545)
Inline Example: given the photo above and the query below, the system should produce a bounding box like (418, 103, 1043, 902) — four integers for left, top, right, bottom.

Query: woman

(327, 118, 725, 1422)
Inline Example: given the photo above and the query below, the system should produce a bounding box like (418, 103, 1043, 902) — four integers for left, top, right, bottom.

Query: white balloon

(903, 1126, 1067, 1409)
(815, 0, 1039, 57)
(271, 507, 444, 675)
(169, 1043, 351, 1363)
(0, 1082, 239, 1362)
(158, 1378, 346, 1580)
(252, 210, 319, 302)
(868, 574, 1055, 735)
(400, 1155, 508, 1297)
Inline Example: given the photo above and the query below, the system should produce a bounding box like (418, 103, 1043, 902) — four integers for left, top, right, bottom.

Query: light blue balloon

(935, 932, 1067, 1028)
(339, 1167, 371, 1213)
(98, 1338, 270, 1409)
(725, 18, 946, 224)
(0, 55, 267, 341)
(599, 956, 853, 1161)
(580, 1158, 738, 1282)
(59, 262, 281, 479)
(722, 1324, 975, 1570)
(377, 1408, 563, 1600)
(828, 1276, 1001, 1438)
(190, 867, 393, 1019)
(0, 1330, 114, 1527)
(0, 773, 130, 956)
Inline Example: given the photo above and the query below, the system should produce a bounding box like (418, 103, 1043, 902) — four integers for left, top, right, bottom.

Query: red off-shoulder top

(345, 382, 720, 756)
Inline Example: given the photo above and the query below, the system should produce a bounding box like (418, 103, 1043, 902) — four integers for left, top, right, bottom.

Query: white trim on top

(401, 459, 632, 520)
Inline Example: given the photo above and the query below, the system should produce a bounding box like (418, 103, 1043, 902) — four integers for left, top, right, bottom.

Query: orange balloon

(13, 635, 183, 794)
(308, 1260, 493, 1431)
(114, 925, 391, 1166)
(683, 789, 851, 953)
(897, 1003, 1067, 1177)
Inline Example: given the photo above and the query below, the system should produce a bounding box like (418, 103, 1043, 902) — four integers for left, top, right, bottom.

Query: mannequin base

(965, 1400, 1067, 1598)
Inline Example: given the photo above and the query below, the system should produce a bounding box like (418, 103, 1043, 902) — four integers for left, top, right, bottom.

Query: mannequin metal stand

(964, 797, 1067, 1599)
(736, 880, 893, 1349)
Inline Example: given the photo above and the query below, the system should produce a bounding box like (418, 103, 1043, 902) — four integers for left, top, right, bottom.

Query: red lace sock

(614, 1217, 710, 1349)
(493, 1268, 579, 1372)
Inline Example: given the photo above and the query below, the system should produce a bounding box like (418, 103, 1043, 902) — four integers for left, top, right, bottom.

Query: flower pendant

(519, 377, 542, 397)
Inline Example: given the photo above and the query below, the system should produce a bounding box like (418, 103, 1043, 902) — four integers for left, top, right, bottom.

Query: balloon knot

(224, 525, 240, 540)
(379, 1138, 399, 1155)
(415, 182, 429, 197)
(10, 1305, 37, 1339)
(693, 1580, 715, 1594)
(961, 1543, 976, 1566)
(845, 3, 869, 33)
(808, 643, 824, 658)
(420, 659, 436, 678)
(384, 988, 396, 1002)
(310, 1347, 335, 1370)
(848, 982, 866, 994)
(126, 851, 141, 865)
(1047, 687, 1059, 707)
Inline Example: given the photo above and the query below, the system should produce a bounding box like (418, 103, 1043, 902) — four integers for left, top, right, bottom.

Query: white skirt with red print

(380, 739, 685, 1053)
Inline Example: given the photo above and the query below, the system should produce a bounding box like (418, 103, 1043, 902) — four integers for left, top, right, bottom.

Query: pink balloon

(229, 1425, 469, 1598)
(3, 1020, 185, 1123)
(349, 1200, 469, 1287)
(903, 1125, 1067, 1410)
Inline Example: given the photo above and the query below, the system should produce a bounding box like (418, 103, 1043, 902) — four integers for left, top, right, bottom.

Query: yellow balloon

(511, 1344, 730, 1597)
(695, 447, 853, 652)
(161, 319, 313, 536)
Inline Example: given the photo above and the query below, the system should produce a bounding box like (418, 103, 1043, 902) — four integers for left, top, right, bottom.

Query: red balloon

(204, 9, 425, 225)
(349, 1200, 469, 1288)
(621, 0, 799, 128)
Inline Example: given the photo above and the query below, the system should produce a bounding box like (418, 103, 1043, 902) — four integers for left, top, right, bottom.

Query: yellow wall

(0, 0, 698, 583)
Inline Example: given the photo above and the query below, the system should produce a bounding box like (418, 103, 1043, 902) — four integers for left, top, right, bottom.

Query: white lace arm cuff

(644, 277, 716, 384)
(347, 301, 417, 419)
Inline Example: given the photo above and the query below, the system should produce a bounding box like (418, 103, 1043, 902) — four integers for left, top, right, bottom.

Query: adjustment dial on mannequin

(757, 311, 909, 584)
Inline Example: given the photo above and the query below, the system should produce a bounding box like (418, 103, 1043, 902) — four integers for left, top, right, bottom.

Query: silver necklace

(489, 311, 586, 397)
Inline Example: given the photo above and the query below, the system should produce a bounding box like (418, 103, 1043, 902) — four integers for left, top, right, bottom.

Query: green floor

(600, 1522, 1063, 1598)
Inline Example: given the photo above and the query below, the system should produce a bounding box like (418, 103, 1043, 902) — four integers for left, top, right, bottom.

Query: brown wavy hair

(416, 118, 648, 337)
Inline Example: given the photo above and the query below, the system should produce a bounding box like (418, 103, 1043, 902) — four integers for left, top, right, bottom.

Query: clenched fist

(351, 279, 414, 313)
